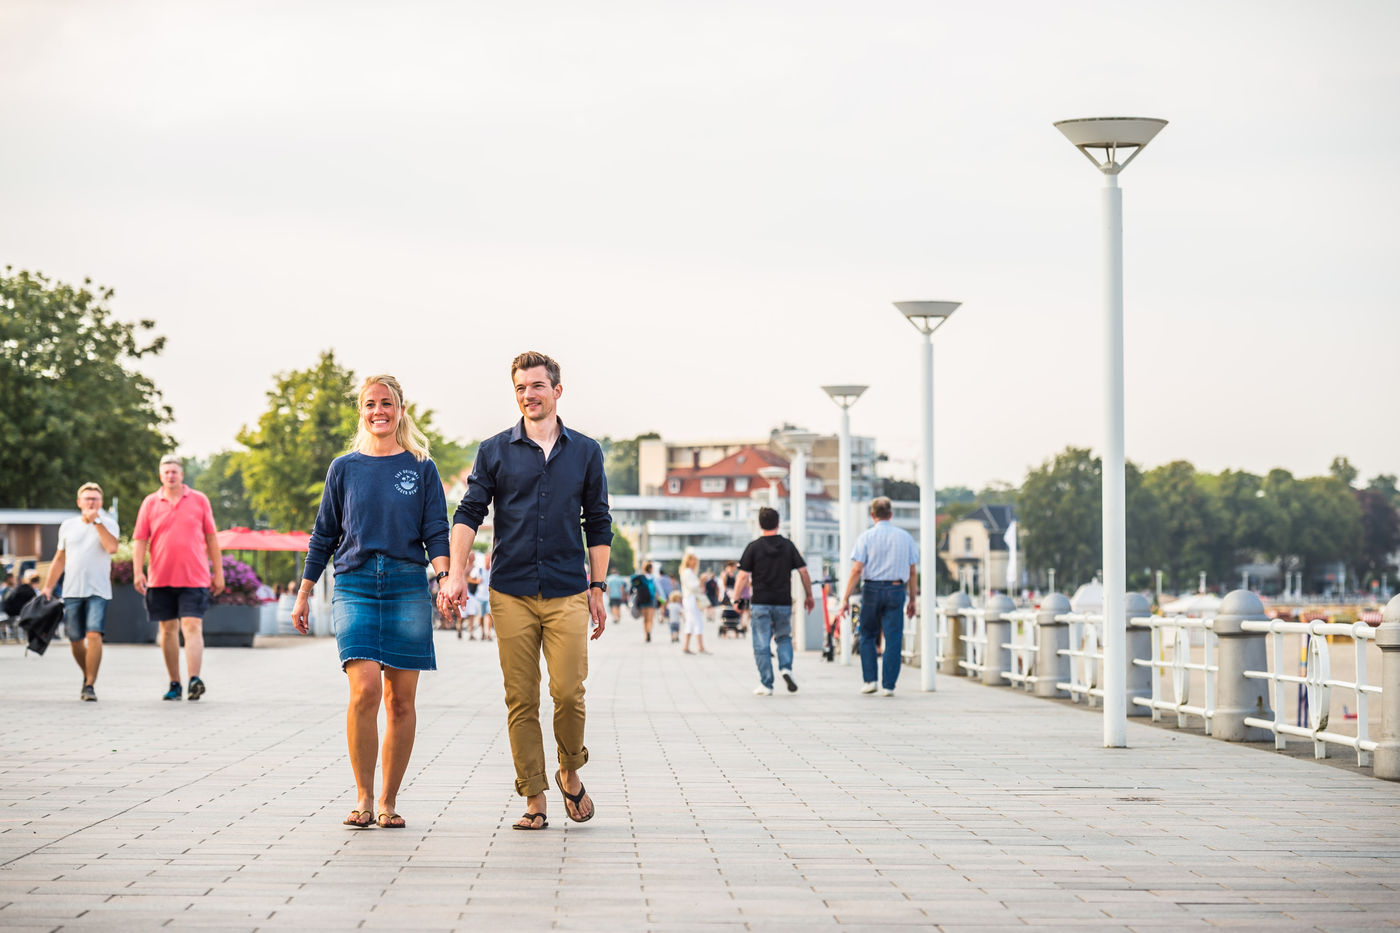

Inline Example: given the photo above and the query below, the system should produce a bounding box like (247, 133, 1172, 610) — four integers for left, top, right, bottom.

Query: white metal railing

(1240, 618, 1380, 766)
(1002, 609, 1039, 691)
(959, 608, 988, 678)
(1131, 615, 1217, 732)
(1055, 612, 1104, 704)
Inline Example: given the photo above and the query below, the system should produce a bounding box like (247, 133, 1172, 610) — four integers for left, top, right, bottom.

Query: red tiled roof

(663, 445, 829, 498)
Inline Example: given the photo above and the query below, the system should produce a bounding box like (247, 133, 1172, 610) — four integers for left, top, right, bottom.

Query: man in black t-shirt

(734, 507, 815, 696)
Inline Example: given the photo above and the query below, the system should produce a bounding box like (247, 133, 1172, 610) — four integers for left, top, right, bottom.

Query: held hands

(436, 571, 468, 617)
(587, 588, 607, 640)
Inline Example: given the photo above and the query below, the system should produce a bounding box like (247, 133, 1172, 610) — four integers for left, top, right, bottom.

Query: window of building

(668, 478, 681, 493)
(964, 536, 973, 554)
(734, 477, 749, 492)
(701, 477, 726, 493)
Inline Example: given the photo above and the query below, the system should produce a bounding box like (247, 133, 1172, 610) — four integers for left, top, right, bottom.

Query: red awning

(217, 527, 311, 552)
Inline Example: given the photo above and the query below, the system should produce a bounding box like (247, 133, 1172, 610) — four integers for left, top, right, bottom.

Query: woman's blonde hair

(352, 374, 430, 461)
(682, 552, 699, 570)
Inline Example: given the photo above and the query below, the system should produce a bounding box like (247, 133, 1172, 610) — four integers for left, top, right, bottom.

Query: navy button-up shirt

(453, 418, 612, 599)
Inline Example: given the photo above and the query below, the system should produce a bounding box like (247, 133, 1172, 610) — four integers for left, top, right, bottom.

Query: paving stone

(2, 632, 1400, 929)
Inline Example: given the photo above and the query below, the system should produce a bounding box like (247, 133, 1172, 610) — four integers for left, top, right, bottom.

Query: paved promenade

(2, 620, 1398, 932)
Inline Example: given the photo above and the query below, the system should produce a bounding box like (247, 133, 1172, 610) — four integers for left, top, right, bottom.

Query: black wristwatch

(436, 571, 450, 582)
(589, 581, 607, 592)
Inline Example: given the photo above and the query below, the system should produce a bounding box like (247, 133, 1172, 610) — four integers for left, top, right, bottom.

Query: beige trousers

(489, 590, 590, 796)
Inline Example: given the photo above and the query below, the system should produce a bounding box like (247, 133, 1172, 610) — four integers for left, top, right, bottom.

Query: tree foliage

(609, 524, 635, 575)
(601, 432, 658, 496)
(0, 268, 174, 534)
(1019, 447, 1102, 588)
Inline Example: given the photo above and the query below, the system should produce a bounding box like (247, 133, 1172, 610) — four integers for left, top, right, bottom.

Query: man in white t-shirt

(42, 482, 120, 701)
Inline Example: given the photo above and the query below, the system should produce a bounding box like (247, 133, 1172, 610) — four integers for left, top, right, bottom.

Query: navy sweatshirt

(304, 451, 450, 583)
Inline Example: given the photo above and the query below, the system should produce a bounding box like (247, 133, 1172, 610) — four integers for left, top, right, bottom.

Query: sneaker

(187, 676, 206, 701)
(780, 670, 798, 693)
(753, 685, 773, 696)
(880, 688, 895, 697)
(163, 681, 182, 701)
(860, 682, 878, 694)
(80, 684, 97, 702)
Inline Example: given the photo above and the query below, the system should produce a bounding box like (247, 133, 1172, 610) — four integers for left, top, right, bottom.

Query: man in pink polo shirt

(133, 455, 225, 701)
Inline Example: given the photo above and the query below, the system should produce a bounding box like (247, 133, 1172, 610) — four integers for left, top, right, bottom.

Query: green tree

(1356, 488, 1400, 587)
(1367, 474, 1400, 511)
(881, 478, 921, 500)
(1141, 461, 1215, 592)
(609, 525, 636, 575)
(1292, 476, 1362, 583)
(1019, 447, 1102, 589)
(1329, 455, 1359, 488)
(602, 432, 657, 496)
(0, 268, 174, 535)
(237, 351, 359, 531)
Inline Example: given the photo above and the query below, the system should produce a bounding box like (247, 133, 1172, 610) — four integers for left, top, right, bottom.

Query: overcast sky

(3, 0, 1396, 489)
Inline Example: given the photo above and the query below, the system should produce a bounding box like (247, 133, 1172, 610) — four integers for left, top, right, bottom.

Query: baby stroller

(718, 599, 747, 638)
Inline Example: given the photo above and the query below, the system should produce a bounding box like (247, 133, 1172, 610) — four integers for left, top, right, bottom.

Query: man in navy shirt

(441, 351, 611, 830)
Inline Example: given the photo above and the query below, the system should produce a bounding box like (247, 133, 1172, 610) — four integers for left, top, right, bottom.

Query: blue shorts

(64, 596, 108, 641)
(333, 556, 435, 672)
(145, 586, 209, 622)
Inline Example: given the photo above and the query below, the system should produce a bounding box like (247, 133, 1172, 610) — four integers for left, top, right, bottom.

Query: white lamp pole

(895, 301, 961, 692)
(783, 431, 820, 651)
(822, 385, 867, 667)
(1055, 115, 1167, 749)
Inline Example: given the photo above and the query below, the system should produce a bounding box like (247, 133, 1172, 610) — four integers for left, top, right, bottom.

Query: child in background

(665, 591, 683, 644)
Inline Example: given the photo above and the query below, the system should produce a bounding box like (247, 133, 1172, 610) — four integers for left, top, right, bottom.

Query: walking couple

(292, 350, 610, 831)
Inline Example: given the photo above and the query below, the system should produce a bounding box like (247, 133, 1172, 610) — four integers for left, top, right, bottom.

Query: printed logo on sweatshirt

(393, 469, 419, 496)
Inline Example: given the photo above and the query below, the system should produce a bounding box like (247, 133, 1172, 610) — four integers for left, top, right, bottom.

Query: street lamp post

(1055, 115, 1167, 748)
(783, 431, 820, 651)
(758, 466, 786, 511)
(822, 385, 867, 667)
(895, 301, 961, 693)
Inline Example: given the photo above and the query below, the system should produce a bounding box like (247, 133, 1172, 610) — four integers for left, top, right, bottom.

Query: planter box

(203, 604, 259, 648)
(101, 586, 259, 647)
(105, 585, 157, 644)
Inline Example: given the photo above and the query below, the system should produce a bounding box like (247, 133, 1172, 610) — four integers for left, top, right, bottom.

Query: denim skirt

(332, 556, 436, 671)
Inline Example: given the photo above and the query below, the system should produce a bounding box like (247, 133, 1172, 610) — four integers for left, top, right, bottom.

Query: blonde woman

(294, 375, 450, 830)
(679, 551, 708, 655)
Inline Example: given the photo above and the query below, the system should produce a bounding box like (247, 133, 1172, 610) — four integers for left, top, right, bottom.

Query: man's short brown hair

(511, 351, 561, 387)
(76, 482, 103, 498)
(869, 496, 894, 520)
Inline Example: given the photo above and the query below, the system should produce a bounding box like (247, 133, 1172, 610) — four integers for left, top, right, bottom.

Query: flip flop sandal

(554, 770, 594, 823)
(343, 810, 374, 828)
(512, 811, 549, 830)
(376, 812, 406, 829)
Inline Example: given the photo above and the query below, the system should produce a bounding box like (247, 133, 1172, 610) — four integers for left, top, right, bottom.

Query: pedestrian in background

(41, 482, 119, 701)
(838, 497, 919, 696)
(679, 551, 708, 655)
(294, 374, 450, 830)
(133, 455, 224, 701)
(733, 507, 813, 695)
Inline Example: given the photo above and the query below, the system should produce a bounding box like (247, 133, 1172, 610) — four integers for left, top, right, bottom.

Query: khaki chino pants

(489, 590, 590, 797)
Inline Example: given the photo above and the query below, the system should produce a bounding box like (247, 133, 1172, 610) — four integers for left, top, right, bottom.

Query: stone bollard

(1124, 592, 1153, 717)
(1375, 594, 1400, 780)
(981, 594, 1016, 687)
(1211, 590, 1274, 741)
(940, 592, 972, 676)
(1033, 593, 1071, 698)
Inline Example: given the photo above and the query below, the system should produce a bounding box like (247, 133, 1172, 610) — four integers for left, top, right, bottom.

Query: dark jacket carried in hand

(19, 594, 65, 656)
